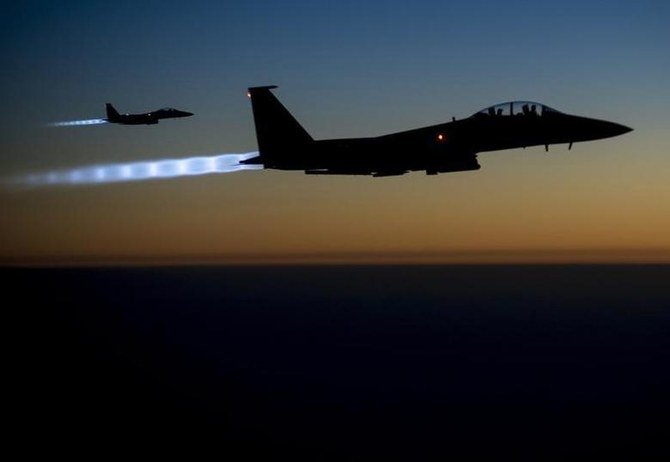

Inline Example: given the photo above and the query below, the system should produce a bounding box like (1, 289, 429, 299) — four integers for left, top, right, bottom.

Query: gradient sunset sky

(2, 0, 669, 264)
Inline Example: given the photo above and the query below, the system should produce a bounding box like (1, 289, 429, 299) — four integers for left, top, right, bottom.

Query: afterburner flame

(48, 119, 109, 127)
(6, 152, 262, 188)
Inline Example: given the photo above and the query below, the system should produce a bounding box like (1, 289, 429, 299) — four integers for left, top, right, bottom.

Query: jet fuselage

(105, 104, 193, 125)
(243, 87, 632, 176)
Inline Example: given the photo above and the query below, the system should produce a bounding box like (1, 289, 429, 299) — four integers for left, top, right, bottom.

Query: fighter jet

(242, 86, 632, 176)
(105, 103, 193, 125)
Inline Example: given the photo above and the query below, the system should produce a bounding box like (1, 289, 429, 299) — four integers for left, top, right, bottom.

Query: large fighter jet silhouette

(242, 86, 632, 176)
(105, 103, 193, 125)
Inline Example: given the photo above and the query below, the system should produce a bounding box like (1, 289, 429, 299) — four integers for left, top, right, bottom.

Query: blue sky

(1, 1, 669, 263)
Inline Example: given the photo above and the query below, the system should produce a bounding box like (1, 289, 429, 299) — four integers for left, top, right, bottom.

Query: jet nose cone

(610, 122, 633, 137)
(182, 111, 194, 117)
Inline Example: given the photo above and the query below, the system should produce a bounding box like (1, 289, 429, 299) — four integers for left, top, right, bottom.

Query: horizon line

(3, 248, 670, 267)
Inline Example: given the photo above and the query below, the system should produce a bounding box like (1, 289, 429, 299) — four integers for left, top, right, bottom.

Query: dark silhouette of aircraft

(105, 103, 193, 125)
(242, 86, 632, 176)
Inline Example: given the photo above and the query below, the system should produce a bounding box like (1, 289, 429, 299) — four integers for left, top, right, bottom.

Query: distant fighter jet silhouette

(242, 86, 632, 176)
(105, 103, 193, 125)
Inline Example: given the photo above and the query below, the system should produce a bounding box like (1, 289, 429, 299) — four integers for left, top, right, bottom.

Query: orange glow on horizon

(4, 248, 670, 267)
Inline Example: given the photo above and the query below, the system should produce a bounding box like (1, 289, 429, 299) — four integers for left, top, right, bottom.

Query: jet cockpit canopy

(473, 101, 561, 118)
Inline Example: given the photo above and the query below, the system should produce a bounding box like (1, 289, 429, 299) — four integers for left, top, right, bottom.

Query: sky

(1, 0, 669, 265)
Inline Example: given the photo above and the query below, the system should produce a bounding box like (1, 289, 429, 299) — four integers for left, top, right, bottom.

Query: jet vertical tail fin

(247, 86, 313, 159)
(105, 103, 120, 122)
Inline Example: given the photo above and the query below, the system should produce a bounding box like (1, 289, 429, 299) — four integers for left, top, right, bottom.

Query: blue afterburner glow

(49, 119, 109, 127)
(9, 152, 262, 187)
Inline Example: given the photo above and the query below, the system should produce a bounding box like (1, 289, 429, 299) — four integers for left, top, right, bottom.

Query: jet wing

(305, 169, 408, 177)
(426, 153, 480, 175)
(303, 153, 480, 177)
